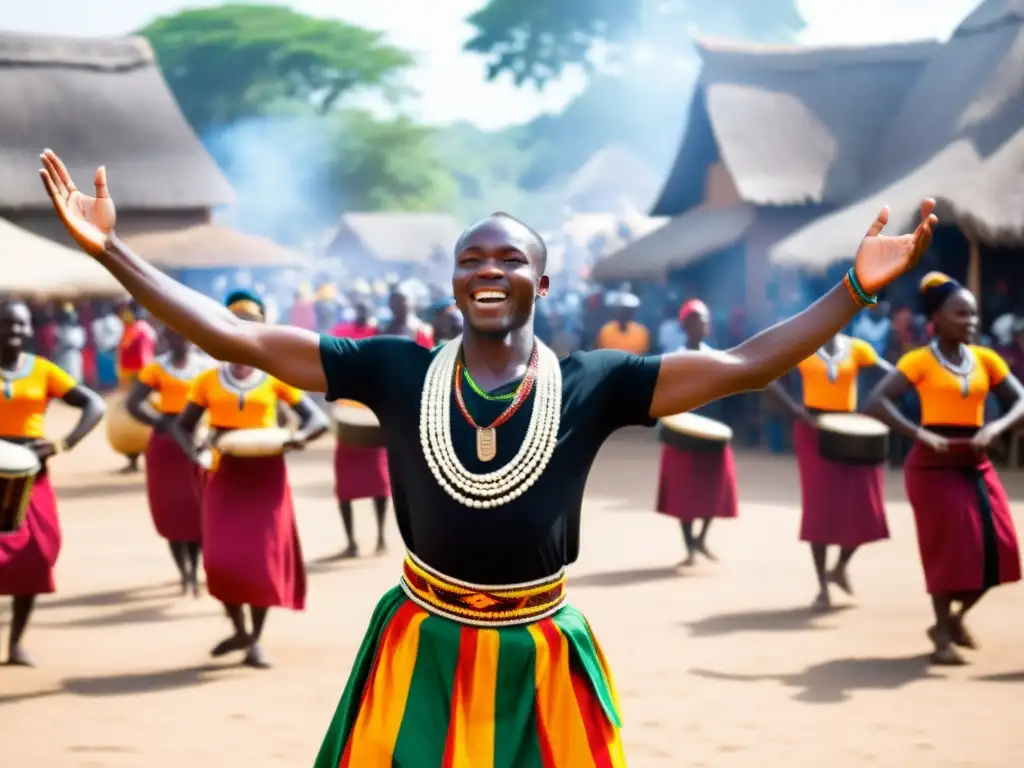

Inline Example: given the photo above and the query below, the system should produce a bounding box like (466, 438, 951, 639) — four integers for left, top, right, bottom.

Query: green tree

(328, 110, 458, 213)
(140, 4, 414, 133)
(465, 0, 805, 85)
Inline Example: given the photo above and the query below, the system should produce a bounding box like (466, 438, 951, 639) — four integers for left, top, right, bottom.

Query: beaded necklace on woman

(420, 335, 562, 509)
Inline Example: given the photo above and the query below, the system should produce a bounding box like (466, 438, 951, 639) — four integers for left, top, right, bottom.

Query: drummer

(0, 300, 105, 665)
(656, 300, 738, 565)
(125, 327, 212, 595)
(866, 273, 1023, 664)
(115, 300, 157, 473)
(330, 301, 390, 557)
(768, 331, 893, 610)
(170, 290, 328, 668)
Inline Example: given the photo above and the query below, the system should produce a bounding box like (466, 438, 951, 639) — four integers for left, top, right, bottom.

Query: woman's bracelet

(843, 267, 879, 308)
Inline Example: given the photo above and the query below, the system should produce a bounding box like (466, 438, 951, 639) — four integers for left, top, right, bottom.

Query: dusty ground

(1, 405, 1022, 767)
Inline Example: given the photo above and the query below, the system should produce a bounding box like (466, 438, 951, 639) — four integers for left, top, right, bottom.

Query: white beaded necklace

(419, 336, 562, 509)
(929, 339, 975, 397)
(816, 335, 849, 384)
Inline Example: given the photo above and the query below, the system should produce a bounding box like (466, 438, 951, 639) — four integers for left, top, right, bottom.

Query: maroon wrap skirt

(145, 431, 203, 542)
(333, 442, 390, 502)
(904, 441, 1021, 595)
(793, 419, 890, 547)
(656, 443, 739, 521)
(0, 472, 61, 595)
(202, 454, 306, 610)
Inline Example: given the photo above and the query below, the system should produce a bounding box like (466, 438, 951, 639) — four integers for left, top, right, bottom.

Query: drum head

(659, 412, 733, 442)
(0, 439, 40, 476)
(217, 428, 291, 457)
(816, 412, 889, 437)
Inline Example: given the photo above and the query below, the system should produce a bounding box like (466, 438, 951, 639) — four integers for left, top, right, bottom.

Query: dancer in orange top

(867, 273, 1024, 664)
(769, 334, 892, 609)
(170, 290, 328, 668)
(0, 300, 105, 665)
(126, 328, 212, 594)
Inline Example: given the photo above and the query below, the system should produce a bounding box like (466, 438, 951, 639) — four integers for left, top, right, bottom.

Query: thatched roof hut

(0, 218, 124, 299)
(652, 36, 939, 216)
(772, 2, 1024, 270)
(0, 31, 233, 214)
(325, 213, 465, 280)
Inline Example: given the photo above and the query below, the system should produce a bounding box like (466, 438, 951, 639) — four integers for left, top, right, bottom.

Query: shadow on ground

(690, 653, 936, 703)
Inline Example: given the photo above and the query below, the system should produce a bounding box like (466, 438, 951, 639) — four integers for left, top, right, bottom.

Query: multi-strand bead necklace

(419, 336, 562, 508)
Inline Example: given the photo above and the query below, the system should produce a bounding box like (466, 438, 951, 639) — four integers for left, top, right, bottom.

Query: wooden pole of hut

(960, 219, 982, 325)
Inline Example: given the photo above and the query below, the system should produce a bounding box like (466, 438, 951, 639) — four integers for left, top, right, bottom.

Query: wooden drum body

(106, 391, 152, 456)
(216, 428, 292, 458)
(333, 401, 385, 448)
(0, 439, 41, 535)
(816, 413, 890, 465)
(658, 412, 733, 453)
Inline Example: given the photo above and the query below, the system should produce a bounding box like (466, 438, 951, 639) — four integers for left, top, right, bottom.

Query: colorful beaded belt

(399, 552, 567, 628)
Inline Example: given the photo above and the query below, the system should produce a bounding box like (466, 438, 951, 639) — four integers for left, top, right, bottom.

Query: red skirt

(0, 473, 61, 595)
(202, 454, 306, 610)
(656, 443, 738, 521)
(145, 431, 203, 542)
(904, 442, 1021, 594)
(793, 420, 889, 547)
(333, 442, 390, 502)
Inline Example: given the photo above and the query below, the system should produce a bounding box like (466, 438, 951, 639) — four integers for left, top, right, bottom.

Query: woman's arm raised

(38, 151, 324, 392)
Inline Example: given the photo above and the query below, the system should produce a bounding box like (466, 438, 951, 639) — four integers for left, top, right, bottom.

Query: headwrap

(225, 288, 265, 319)
(919, 271, 962, 317)
(678, 299, 709, 323)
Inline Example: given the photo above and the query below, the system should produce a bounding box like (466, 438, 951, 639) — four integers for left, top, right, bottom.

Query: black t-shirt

(319, 336, 662, 584)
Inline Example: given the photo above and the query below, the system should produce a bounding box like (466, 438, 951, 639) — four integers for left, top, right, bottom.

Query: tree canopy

(465, 0, 806, 85)
(140, 4, 414, 134)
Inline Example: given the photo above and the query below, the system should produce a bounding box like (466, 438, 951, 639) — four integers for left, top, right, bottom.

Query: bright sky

(5, 0, 981, 129)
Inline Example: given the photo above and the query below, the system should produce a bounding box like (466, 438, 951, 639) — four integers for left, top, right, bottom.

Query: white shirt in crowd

(91, 314, 124, 352)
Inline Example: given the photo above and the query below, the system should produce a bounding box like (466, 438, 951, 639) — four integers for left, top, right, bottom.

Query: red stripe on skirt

(656, 443, 738, 521)
(904, 442, 1021, 594)
(202, 454, 306, 609)
(145, 431, 203, 542)
(0, 472, 61, 595)
(442, 627, 479, 767)
(570, 670, 615, 768)
(793, 420, 889, 547)
(333, 442, 390, 502)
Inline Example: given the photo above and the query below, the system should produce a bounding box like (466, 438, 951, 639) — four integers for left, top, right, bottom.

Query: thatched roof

(122, 225, 308, 269)
(591, 205, 754, 281)
(328, 213, 465, 265)
(555, 145, 662, 213)
(0, 31, 233, 211)
(651, 37, 939, 216)
(772, 3, 1024, 268)
(0, 218, 125, 298)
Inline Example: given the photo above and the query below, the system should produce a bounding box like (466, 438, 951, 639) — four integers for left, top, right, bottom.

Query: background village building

(772, 0, 1024, 318)
(323, 212, 466, 285)
(0, 31, 306, 301)
(628, 35, 939, 323)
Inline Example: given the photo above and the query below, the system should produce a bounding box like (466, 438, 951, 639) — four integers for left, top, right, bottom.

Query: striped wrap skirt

(314, 553, 626, 767)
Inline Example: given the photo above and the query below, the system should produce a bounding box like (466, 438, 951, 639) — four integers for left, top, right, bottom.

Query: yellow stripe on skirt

(313, 555, 627, 767)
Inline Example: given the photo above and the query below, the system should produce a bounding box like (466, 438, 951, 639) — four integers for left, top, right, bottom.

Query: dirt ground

(1, 405, 1022, 767)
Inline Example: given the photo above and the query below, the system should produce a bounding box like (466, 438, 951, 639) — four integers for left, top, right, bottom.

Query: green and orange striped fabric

(314, 586, 626, 767)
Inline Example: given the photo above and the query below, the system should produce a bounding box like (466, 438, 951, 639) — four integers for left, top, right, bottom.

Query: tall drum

(658, 412, 733, 453)
(106, 391, 152, 456)
(333, 400, 385, 448)
(816, 413, 890, 465)
(0, 440, 41, 535)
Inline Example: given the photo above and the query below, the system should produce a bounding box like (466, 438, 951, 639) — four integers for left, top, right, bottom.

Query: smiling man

(39, 147, 937, 765)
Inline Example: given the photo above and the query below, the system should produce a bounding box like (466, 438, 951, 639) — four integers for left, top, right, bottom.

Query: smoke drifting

(202, 116, 336, 248)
